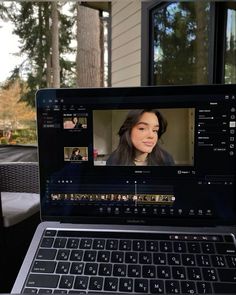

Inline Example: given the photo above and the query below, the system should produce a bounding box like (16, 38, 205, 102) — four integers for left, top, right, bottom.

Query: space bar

(26, 274, 60, 288)
(213, 282, 236, 293)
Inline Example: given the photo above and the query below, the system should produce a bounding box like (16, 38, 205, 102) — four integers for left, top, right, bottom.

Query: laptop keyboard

(23, 230, 236, 294)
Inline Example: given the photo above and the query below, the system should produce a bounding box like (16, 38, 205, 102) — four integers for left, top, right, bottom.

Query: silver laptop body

(12, 85, 236, 294)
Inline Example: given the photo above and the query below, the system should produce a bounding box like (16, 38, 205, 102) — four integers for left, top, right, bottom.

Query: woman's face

(130, 112, 159, 155)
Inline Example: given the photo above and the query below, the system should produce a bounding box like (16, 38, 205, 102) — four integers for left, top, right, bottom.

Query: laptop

(12, 84, 236, 294)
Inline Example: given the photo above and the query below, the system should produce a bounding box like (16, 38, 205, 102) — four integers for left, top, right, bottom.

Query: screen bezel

(36, 84, 236, 226)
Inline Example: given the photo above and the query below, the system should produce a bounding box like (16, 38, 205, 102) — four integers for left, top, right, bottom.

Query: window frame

(141, 0, 233, 86)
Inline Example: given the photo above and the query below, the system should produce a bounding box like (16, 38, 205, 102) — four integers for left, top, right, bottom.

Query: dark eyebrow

(137, 121, 159, 127)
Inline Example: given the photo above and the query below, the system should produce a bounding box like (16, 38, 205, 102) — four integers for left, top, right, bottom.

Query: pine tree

(4, 1, 74, 106)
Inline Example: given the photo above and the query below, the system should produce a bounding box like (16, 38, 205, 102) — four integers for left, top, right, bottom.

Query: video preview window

(93, 109, 195, 166)
(64, 147, 88, 162)
(63, 115, 87, 129)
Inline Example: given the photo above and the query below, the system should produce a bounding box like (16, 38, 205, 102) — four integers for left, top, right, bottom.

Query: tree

(0, 79, 35, 131)
(0, 3, 8, 21)
(51, 1, 60, 87)
(76, 4, 101, 87)
(152, 2, 209, 85)
(4, 1, 74, 106)
(225, 33, 236, 83)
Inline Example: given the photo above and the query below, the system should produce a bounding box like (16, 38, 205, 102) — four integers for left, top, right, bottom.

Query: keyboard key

(84, 263, 98, 275)
(133, 240, 145, 251)
(106, 239, 118, 250)
(182, 254, 196, 266)
(160, 241, 172, 252)
(226, 255, 236, 268)
(23, 288, 38, 293)
(70, 250, 83, 261)
(187, 267, 202, 280)
(196, 282, 212, 293)
(113, 264, 127, 276)
(70, 262, 84, 275)
(119, 239, 132, 250)
(172, 267, 186, 280)
(97, 251, 110, 262)
(56, 250, 70, 260)
(181, 281, 196, 294)
(173, 242, 186, 253)
(59, 276, 74, 289)
(216, 243, 236, 254)
(89, 276, 103, 291)
(119, 278, 133, 292)
(213, 282, 236, 293)
(26, 274, 60, 288)
(218, 268, 236, 282)
(41, 238, 54, 248)
(142, 265, 156, 278)
(224, 235, 234, 242)
(125, 252, 138, 263)
(202, 242, 215, 254)
(196, 254, 211, 266)
(139, 252, 152, 264)
(66, 239, 79, 249)
(54, 238, 67, 248)
(92, 239, 105, 250)
(134, 279, 149, 293)
(32, 261, 56, 273)
(98, 263, 112, 276)
(36, 249, 57, 260)
(38, 289, 52, 294)
(104, 277, 118, 292)
(166, 280, 180, 293)
(83, 250, 97, 262)
(202, 268, 218, 281)
(211, 255, 226, 267)
(150, 279, 164, 293)
(187, 242, 201, 253)
(168, 253, 181, 265)
(146, 241, 158, 252)
(79, 239, 92, 249)
(157, 266, 171, 279)
(128, 264, 141, 277)
(111, 251, 124, 263)
(74, 276, 89, 290)
(56, 262, 70, 274)
(45, 230, 57, 237)
(153, 253, 166, 265)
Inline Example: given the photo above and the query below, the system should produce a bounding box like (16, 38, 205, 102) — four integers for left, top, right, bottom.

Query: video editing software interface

(37, 86, 235, 224)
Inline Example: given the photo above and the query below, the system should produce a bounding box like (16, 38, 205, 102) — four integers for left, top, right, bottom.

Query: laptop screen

(36, 85, 236, 226)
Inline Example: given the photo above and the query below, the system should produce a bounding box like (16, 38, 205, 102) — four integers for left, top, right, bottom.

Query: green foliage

(3, 1, 76, 107)
(11, 129, 37, 144)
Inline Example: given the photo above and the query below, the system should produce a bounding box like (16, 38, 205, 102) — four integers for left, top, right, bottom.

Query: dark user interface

(37, 88, 235, 224)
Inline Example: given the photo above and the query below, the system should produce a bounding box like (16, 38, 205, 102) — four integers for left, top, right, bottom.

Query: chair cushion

(1, 192, 40, 227)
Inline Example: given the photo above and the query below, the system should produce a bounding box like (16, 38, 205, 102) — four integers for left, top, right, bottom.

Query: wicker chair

(0, 162, 40, 292)
(0, 162, 40, 227)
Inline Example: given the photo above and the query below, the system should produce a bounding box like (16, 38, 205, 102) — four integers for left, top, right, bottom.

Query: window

(225, 6, 236, 83)
(141, 1, 236, 85)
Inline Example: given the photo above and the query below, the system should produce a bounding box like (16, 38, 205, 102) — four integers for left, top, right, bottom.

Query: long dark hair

(109, 109, 168, 165)
(72, 148, 80, 155)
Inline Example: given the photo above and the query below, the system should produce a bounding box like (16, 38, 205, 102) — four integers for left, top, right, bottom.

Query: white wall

(111, 1, 142, 86)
